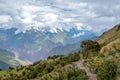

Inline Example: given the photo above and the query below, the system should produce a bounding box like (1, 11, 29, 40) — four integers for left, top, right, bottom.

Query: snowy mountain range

(0, 27, 97, 62)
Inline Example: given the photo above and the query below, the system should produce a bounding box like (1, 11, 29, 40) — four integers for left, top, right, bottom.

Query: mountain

(0, 24, 120, 80)
(95, 24, 120, 56)
(96, 24, 120, 45)
(0, 48, 30, 69)
(0, 61, 10, 70)
(0, 28, 97, 62)
(47, 42, 80, 56)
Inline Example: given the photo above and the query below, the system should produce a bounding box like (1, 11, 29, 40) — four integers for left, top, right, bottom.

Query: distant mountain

(0, 61, 10, 69)
(47, 42, 80, 57)
(0, 48, 30, 69)
(0, 27, 97, 62)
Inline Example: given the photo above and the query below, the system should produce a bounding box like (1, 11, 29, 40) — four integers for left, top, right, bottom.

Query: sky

(0, 0, 120, 34)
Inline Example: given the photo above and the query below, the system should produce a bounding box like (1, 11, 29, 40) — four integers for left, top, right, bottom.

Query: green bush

(40, 65, 88, 80)
(0, 52, 81, 79)
(80, 40, 100, 58)
(67, 53, 80, 62)
(97, 60, 117, 80)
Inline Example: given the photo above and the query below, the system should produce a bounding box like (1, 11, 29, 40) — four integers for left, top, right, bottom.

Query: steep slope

(100, 38, 120, 55)
(0, 52, 88, 80)
(0, 61, 10, 70)
(96, 24, 120, 45)
(0, 49, 30, 69)
(84, 24, 120, 80)
(96, 24, 120, 56)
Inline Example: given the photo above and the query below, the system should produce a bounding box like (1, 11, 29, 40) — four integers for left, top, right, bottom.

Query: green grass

(0, 70, 8, 76)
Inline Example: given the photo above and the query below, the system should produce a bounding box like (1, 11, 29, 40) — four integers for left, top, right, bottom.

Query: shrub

(40, 65, 88, 80)
(97, 60, 117, 80)
(80, 40, 100, 58)
(67, 53, 80, 62)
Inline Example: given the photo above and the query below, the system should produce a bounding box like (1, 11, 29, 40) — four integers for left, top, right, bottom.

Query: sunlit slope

(0, 49, 30, 69)
(96, 24, 120, 46)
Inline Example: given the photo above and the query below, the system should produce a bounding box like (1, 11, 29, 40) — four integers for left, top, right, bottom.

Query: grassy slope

(100, 38, 120, 54)
(85, 24, 120, 80)
(0, 49, 18, 69)
(96, 24, 120, 56)
(0, 49, 30, 69)
(96, 24, 120, 46)
(0, 52, 88, 80)
(0, 61, 11, 69)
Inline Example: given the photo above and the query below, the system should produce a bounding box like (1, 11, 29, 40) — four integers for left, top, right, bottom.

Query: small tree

(80, 40, 100, 58)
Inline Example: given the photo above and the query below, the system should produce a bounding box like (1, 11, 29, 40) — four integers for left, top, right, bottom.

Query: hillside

(84, 24, 120, 80)
(100, 38, 120, 54)
(96, 24, 120, 56)
(0, 52, 88, 80)
(0, 49, 30, 69)
(96, 24, 120, 45)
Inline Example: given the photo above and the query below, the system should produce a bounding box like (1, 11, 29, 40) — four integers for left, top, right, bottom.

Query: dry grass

(96, 24, 120, 46)
(100, 38, 120, 55)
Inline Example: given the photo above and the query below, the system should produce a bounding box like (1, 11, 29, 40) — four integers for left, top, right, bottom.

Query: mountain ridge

(96, 24, 120, 45)
(0, 27, 97, 62)
(0, 48, 30, 69)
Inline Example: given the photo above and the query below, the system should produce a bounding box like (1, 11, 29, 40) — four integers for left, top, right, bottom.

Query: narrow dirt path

(74, 59, 97, 80)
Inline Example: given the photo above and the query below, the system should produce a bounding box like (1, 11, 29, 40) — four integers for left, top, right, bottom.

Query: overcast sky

(0, 0, 120, 34)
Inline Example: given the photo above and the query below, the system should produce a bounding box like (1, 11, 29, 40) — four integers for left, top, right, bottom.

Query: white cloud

(22, 5, 40, 13)
(0, 15, 12, 23)
(20, 5, 39, 24)
(76, 23, 84, 30)
(75, 23, 92, 31)
(0, 0, 120, 34)
(43, 13, 59, 26)
(72, 32, 85, 38)
(63, 18, 72, 22)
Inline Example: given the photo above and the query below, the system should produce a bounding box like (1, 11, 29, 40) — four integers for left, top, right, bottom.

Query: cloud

(0, 0, 120, 34)
(43, 13, 59, 26)
(72, 32, 85, 38)
(0, 15, 12, 23)
(20, 5, 39, 24)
